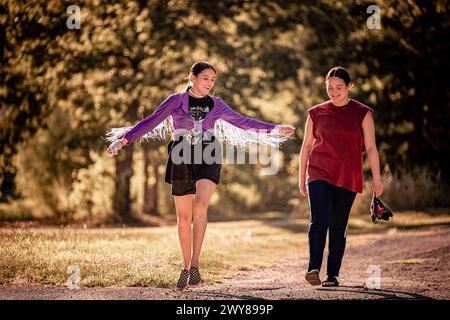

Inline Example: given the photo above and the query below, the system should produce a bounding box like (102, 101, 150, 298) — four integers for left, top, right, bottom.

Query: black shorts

(164, 136, 222, 196)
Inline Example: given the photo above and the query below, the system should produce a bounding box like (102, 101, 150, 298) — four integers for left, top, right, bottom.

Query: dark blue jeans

(307, 180, 356, 277)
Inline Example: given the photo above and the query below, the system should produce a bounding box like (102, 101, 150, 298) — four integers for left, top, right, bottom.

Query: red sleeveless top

(306, 99, 373, 193)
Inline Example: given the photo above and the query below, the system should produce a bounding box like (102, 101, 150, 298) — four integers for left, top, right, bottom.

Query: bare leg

(174, 194, 193, 270)
(191, 179, 217, 267)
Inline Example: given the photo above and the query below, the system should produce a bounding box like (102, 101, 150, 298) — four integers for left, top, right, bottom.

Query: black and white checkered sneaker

(188, 267, 201, 286)
(176, 269, 189, 290)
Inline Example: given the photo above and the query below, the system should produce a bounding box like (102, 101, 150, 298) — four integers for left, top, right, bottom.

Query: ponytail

(184, 81, 193, 92)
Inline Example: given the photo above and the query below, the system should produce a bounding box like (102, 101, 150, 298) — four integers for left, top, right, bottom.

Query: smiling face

(326, 76, 350, 106)
(190, 68, 216, 96)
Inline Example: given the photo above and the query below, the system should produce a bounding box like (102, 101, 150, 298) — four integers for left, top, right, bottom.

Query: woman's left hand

(372, 179, 384, 197)
(274, 125, 295, 136)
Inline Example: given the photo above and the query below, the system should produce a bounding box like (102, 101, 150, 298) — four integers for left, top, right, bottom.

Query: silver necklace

(189, 89, 206, 98)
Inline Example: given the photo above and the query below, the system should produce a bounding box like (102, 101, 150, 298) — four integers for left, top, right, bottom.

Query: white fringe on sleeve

(104, 117, 173, 145)
(214, 119, 293, 149)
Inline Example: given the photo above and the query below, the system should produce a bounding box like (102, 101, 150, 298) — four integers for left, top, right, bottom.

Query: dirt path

(1, 226, 449, 300)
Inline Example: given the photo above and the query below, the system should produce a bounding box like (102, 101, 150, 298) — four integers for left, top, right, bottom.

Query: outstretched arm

(219, 98, 276, 132)
(219, 98, 294, 135)
(122, 94, 179, 145)
(107, 94, 179, 156)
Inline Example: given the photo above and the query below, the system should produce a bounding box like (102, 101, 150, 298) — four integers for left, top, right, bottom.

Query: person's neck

(189, 88, 206, 98)
(331, 97, 350, 107)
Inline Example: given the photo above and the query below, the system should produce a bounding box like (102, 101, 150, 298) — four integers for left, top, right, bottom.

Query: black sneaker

(188, 267, 201, 286)
(176, 269, 189, 290)
(305, 269, 321, 286)
(322, 276, 339, 287)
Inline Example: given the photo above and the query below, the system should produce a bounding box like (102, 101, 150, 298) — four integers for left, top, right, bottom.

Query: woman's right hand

(273, 125, 295, 136)
(107, 139, 126, 156)
(299, 179, 308, 197)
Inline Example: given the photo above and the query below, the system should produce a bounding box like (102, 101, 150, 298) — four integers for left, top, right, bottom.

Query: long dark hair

(185, 61, 216, 91)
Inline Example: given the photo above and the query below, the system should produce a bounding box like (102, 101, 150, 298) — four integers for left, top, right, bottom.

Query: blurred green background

(1, 0, 449, 225)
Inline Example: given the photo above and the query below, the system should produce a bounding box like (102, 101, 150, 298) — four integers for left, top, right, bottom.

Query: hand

(107, 139, 125, 156)
(299, 180, 308, 197)
(274, 125, 295, 136)
(372, 179, 383, 197)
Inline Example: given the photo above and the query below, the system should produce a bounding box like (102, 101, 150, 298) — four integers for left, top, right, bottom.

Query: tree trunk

(112, 147, 133, 223)
(112, 98, 139, 223)
(143, 147, 159, 215)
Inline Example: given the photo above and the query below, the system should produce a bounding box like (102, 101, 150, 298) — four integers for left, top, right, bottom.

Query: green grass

(0, 210, 449, 288)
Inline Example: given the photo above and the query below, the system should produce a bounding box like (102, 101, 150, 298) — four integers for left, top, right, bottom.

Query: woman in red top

(298, 67, 383, 287)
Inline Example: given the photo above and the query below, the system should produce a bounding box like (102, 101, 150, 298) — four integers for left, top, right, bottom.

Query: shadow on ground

(316, 285, 434, 300)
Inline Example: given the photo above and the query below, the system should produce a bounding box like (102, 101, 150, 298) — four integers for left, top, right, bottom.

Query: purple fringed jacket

(122, 91, 276, 144)
(105, 91, 292, 149)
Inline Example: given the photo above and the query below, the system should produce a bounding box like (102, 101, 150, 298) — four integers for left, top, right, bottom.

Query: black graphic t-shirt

(188, 95, 214, 122)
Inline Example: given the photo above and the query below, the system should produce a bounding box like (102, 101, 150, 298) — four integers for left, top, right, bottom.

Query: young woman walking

(106, 61, 294, 290)
(298, 66, 383, 287)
